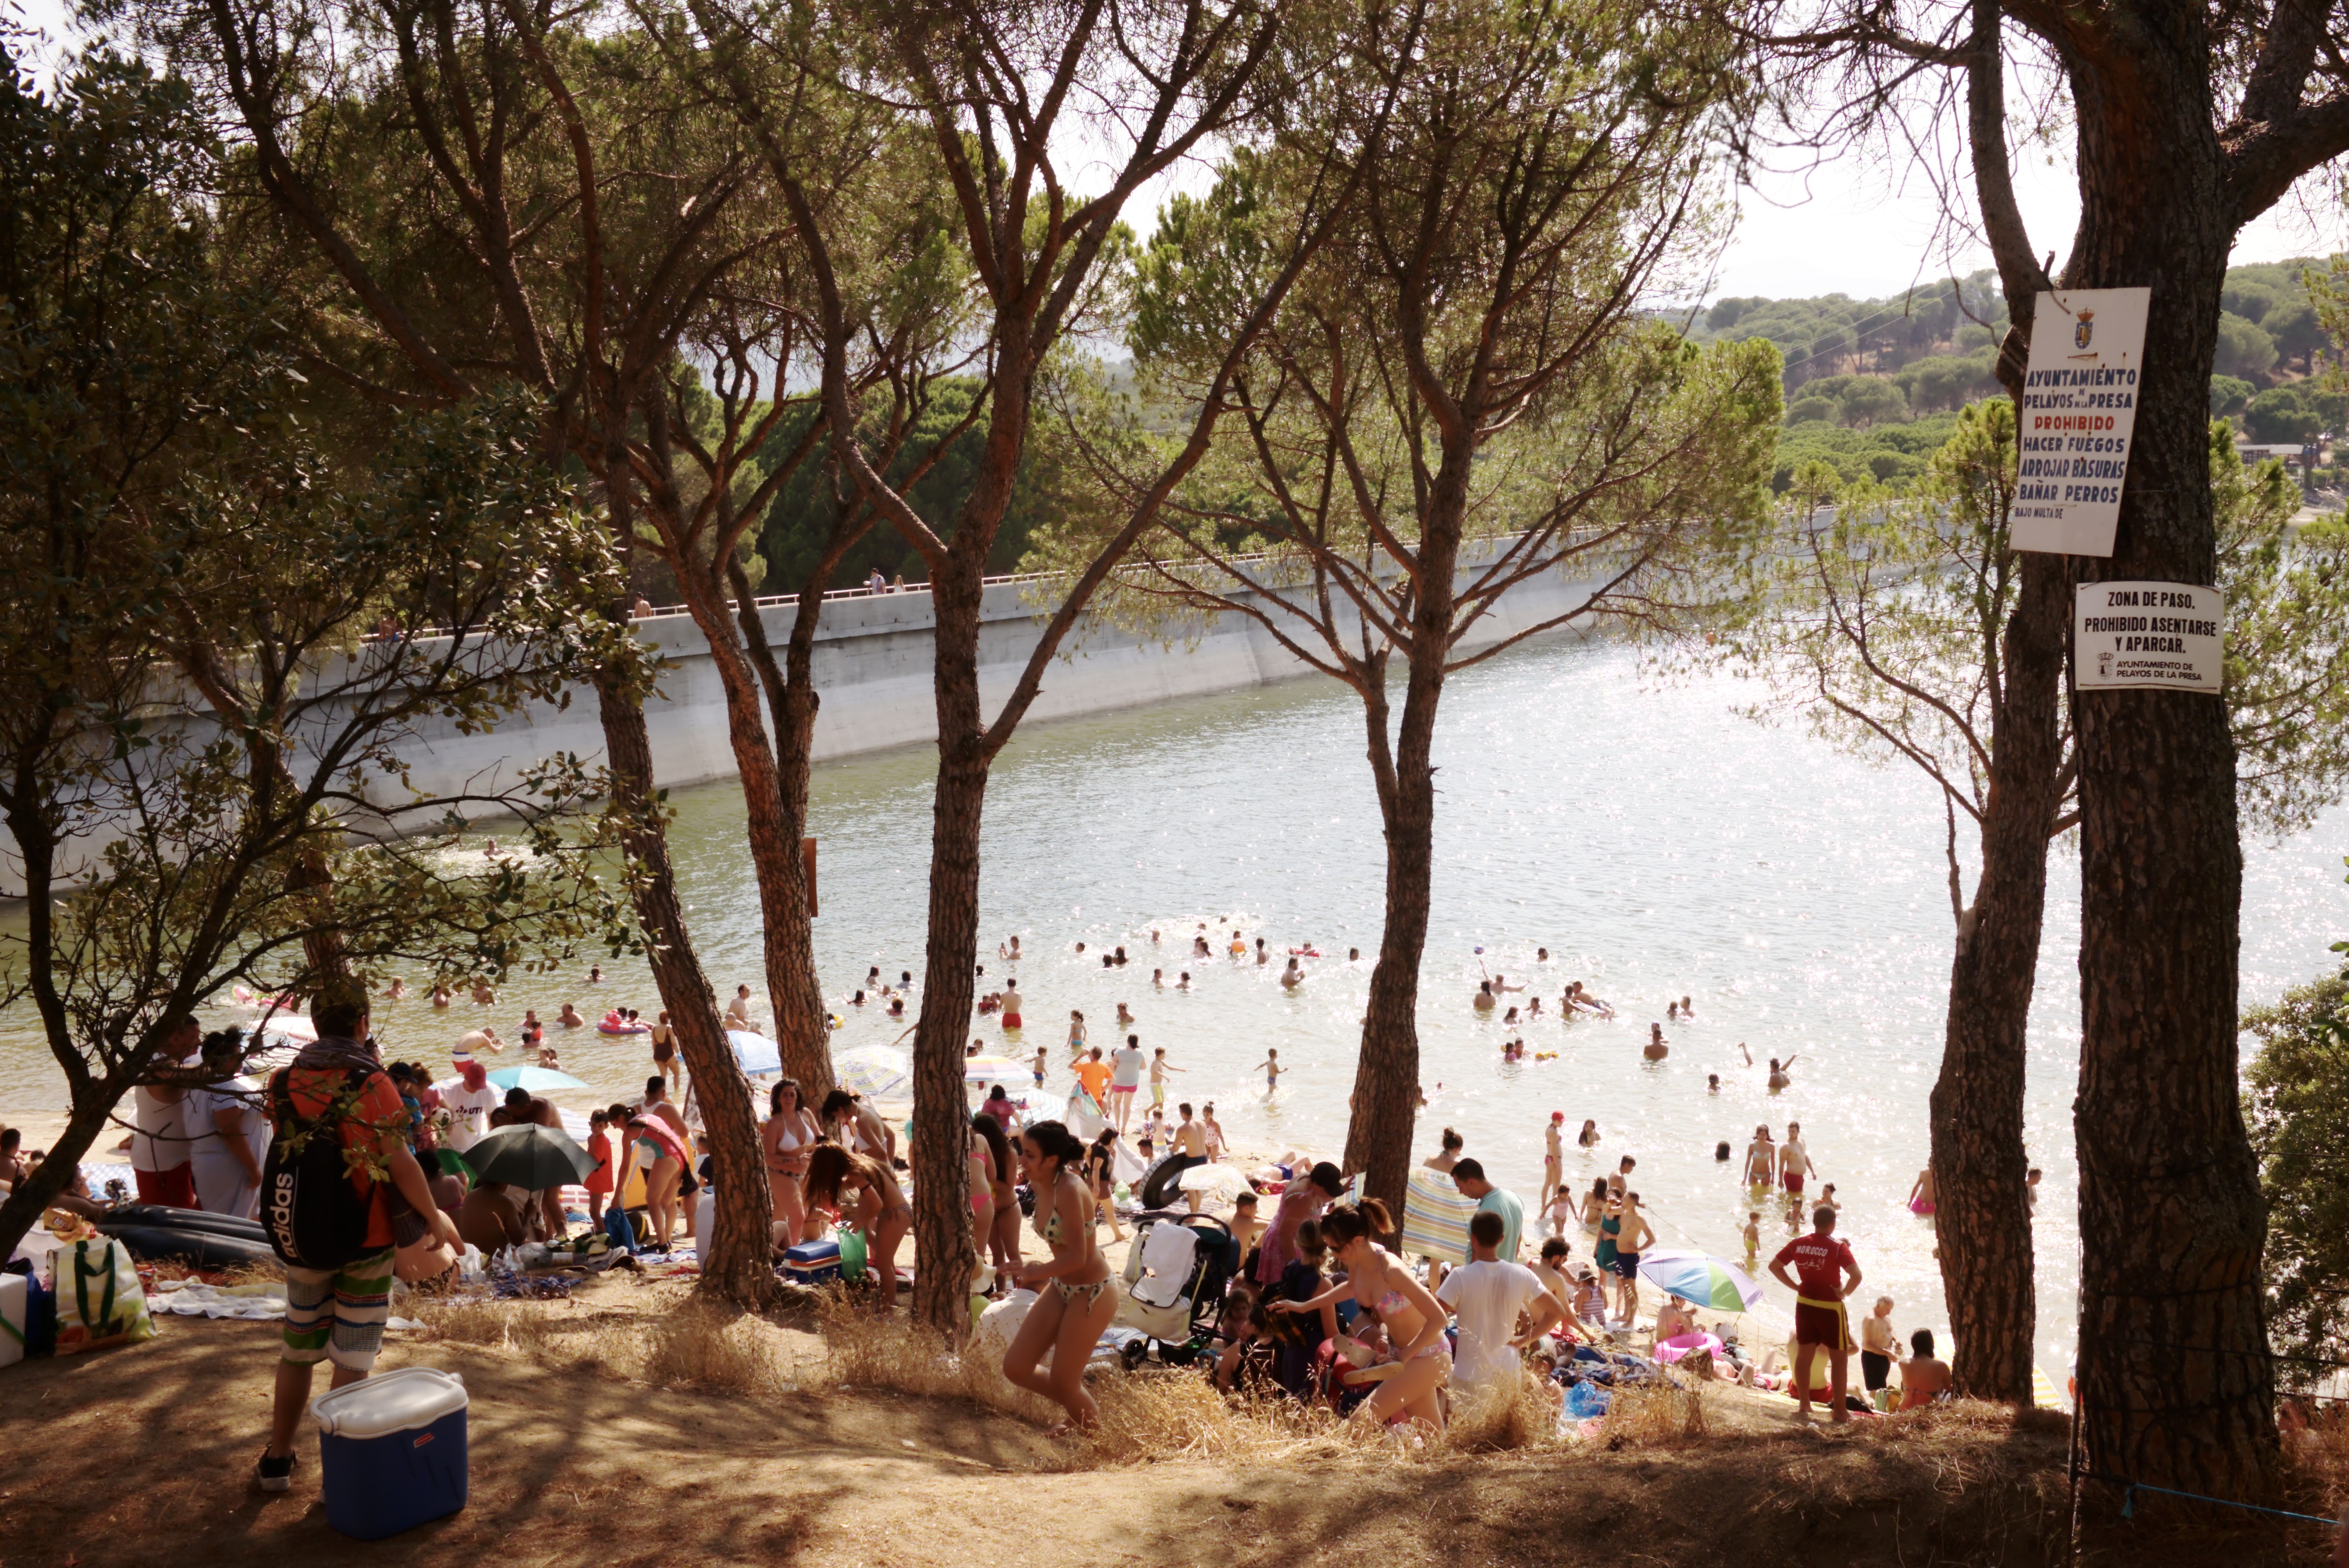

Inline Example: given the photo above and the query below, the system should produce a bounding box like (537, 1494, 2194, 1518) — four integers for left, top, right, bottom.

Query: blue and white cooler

(310, 1366, 470, 1539)
(781, 1237, 841, 1285)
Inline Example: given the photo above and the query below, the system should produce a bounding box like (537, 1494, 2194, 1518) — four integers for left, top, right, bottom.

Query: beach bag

(261, 1066, 378, 1271)
(55, 1238, 156, 1354)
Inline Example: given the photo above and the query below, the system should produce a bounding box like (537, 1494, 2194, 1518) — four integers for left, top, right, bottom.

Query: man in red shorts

(1768, 1204, 1864, 1423)
(130, 1016, 202, 1206)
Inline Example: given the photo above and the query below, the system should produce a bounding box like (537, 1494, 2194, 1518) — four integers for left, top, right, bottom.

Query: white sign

(2074, 582, 2224, 694)
(2011, 286, 2151, 557)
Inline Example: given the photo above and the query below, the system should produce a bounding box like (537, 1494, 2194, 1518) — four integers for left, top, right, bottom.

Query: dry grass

(819, 1297, 1057, 1423)
(819, 1303, 1589, 1467)
(1596, 1376, 1709, 1446)
(415, 1297, 554, 1351)
(1441, 1374, 1568, 1454)
(638, 1300, 805, 1396)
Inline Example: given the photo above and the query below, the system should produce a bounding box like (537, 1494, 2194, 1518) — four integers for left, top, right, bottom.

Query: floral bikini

(1036, 1184, 1112, 1305)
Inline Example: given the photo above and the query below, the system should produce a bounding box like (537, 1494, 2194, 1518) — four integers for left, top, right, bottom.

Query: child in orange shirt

(585, 1110, 615, 1227)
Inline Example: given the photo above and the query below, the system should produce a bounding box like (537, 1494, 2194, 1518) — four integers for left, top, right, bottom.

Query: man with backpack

(255, 985, 460, 1493)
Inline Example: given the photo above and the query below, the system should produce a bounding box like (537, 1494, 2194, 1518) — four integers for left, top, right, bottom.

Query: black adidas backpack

(259, 1065, 378, 1270)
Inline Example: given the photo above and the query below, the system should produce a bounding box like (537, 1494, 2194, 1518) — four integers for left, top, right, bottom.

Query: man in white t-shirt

(1108, 1035, 1146, 1133)
(441, 1058, 503, 1153)
(130, 1015, 202, 1207)
(1436, 1210, 1560, 1403)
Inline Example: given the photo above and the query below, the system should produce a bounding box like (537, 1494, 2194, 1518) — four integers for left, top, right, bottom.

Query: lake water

(7, 635, 2345, 1378)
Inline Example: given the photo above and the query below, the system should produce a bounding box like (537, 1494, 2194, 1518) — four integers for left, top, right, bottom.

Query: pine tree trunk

(595, 674, 776, 1309)
(1343, 479, 1462, 1212)
(2067, 9, 2274, 1492)
(1346, 660, 1439, 1213)
(734, 566, 835, 1100)
(1930, 552, 2065, 1403)
(907, 552, 984, 1333)
(673, 570, 832, 1103)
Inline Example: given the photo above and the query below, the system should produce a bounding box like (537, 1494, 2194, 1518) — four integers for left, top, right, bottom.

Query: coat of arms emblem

(2075, 310, 2095, 351)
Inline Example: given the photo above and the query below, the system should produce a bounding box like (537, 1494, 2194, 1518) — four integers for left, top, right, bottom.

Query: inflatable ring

(99, 1224, 278, 1267)
(101, 1204, 268, 1241)
(596, 1024, 651, 1036)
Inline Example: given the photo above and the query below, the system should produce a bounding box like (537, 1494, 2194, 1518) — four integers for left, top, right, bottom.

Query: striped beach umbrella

(1635, 1249, 1765, 1311)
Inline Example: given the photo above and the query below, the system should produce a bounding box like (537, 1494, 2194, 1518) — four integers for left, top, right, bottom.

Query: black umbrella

(460, 1124, 596, 1189)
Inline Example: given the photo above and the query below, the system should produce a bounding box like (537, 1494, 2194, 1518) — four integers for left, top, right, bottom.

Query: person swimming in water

(1255, 1049, 1284, 1092)
(1768, 1055, 1798, 1091)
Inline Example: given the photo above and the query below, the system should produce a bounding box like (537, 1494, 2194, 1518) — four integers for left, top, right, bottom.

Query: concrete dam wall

(397, 556, 1613, 800)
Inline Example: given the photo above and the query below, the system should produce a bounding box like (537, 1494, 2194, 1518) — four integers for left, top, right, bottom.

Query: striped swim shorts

(282, 1249, 395, 1371)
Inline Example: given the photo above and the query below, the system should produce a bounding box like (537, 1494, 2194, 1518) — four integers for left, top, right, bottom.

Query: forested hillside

(1687, 259, 2344, 490)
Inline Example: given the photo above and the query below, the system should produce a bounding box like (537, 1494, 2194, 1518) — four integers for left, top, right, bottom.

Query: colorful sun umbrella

(1635, 1249, 1765, 1312)
(486, 1065, 588, 1092)
(835, 1045, 910, 1100)
(963, 1054, 1028, 1085)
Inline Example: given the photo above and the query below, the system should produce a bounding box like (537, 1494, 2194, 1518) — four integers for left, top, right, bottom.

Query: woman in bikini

(615, 1110, 688, 1250)
(968, 1122, 997, 1265)
(806, 1144, 913, 1312)
(761, 1078, 822, 1248)
(1271, 1199, 1450, 1432)
(1001, 1120, 1118, 1432)
(1906, 1166, 1937, 1218)
(974, 1112, 1021, 1271)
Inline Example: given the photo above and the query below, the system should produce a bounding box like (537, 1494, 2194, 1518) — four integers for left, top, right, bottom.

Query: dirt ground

(0, 1266, 2327, 1568)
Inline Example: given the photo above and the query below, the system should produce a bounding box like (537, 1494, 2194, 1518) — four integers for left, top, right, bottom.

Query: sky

(1711, 138, 2349, 304)
(14, 0, 2348, 309)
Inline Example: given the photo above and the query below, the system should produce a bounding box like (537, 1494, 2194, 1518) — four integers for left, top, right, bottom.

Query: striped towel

(1398, 1166, 1478, 1265)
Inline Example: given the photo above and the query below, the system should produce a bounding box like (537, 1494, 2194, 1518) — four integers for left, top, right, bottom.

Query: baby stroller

(1113, 1209, 1234, 1366)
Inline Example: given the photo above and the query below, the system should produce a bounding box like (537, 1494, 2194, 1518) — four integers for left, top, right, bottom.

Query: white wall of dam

(396, 558, 1613, 804)
(0, 551, 1612, 895)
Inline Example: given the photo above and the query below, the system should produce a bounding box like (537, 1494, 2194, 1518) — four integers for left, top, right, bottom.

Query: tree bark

(667, 563, 832, 1103)
(1344, 652, 1437, 1215)
(1931, 552, 2065, 1403)
(594, 670, 776, 1309)
(907, 551, 986, 1333)
(732, 561, 835, 1099)
(2066, 8, 2274, 1493)
(1343, 494, 1461, 1212)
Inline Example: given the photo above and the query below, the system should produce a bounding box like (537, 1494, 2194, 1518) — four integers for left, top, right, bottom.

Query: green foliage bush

(2244, 958, 2349, 1370)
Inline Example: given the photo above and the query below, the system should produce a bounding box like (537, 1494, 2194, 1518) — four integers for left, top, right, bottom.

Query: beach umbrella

(963, 1053, 1027, 1085)
(728, 1030, 781, 1075)
(1635, 1249, 1764, 1312)
(835, 1045, 910, 1100)
(486, 1065, 589, 1092)
(460, 1123, 597, 1188)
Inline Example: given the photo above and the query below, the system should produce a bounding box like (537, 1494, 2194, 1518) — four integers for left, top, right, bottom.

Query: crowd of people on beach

(0, 915, 1981, 1455)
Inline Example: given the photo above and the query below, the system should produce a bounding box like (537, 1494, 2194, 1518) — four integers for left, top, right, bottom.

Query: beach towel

(1398, 1167, 1477, 1265)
